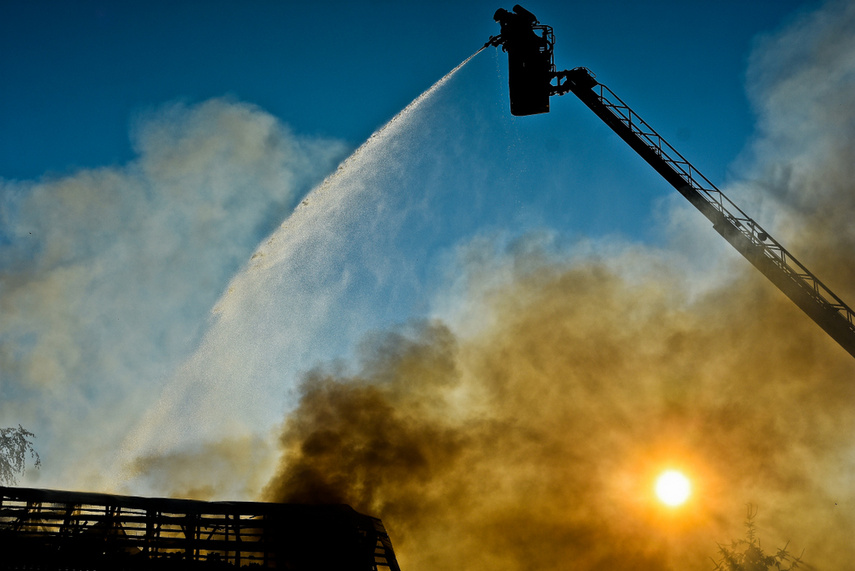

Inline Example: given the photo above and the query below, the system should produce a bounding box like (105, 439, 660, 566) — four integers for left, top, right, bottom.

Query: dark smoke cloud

(264, 2, 855, 569)
(264, 254, 852, 569)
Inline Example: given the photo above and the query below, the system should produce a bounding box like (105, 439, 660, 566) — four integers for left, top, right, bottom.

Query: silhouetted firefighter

(487, 5, 554, 115)
(0, 486, 401, 570)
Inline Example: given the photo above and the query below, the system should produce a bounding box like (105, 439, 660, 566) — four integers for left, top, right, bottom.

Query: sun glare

(655, 470, 691, 507)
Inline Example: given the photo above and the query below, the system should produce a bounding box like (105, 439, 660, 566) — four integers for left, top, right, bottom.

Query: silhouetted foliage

(0, 425, 41, 485)
(713, 505, 803, 571)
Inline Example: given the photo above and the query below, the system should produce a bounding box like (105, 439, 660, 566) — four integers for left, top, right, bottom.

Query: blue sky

(2, 1, 817, 181)
(3, 2, 855, 568)
(1, 0, 823, 259)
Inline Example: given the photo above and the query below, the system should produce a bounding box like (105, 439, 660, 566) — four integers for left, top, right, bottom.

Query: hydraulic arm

(489, 5, 855, 359)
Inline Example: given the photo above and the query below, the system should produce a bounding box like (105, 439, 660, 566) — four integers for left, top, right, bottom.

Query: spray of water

(342, 49, 485, 166)
(115, 49, 488, 496)
(251, 46, 487, 271)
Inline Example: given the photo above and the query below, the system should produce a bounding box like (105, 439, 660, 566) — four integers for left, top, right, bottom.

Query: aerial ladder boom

(488, 5, 855, 359)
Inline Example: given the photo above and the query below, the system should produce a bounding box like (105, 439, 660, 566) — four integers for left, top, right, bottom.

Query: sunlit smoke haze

(0, 98, 347, 490)
(742, 0, 855, 299)
(262, 2, 855, 570)
(264, 245, 854, 570)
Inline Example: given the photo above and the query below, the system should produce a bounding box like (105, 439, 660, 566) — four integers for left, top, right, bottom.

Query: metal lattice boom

(553, 67, 855, 359)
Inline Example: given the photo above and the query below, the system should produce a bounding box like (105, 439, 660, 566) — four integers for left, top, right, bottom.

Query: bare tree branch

(0, 425, 41, 485)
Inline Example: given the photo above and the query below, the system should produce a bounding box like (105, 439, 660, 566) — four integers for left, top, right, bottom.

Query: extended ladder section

(555, 67, 855, 359)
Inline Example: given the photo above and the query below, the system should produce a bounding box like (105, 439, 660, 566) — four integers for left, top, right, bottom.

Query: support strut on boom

(488, 6, 855, 359)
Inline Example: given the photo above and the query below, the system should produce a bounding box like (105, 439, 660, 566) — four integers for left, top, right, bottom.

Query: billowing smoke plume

(0, 98, 346, 490)
(742, 0, 855, 296)
(264, 255, 853, 570)
(264, 2, 855, 569)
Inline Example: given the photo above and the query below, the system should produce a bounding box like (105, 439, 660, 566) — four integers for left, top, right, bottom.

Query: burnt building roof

(0, 486, 400, 570)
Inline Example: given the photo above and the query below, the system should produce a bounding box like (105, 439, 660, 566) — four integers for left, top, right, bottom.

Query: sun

(655, 470, 692, 507)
